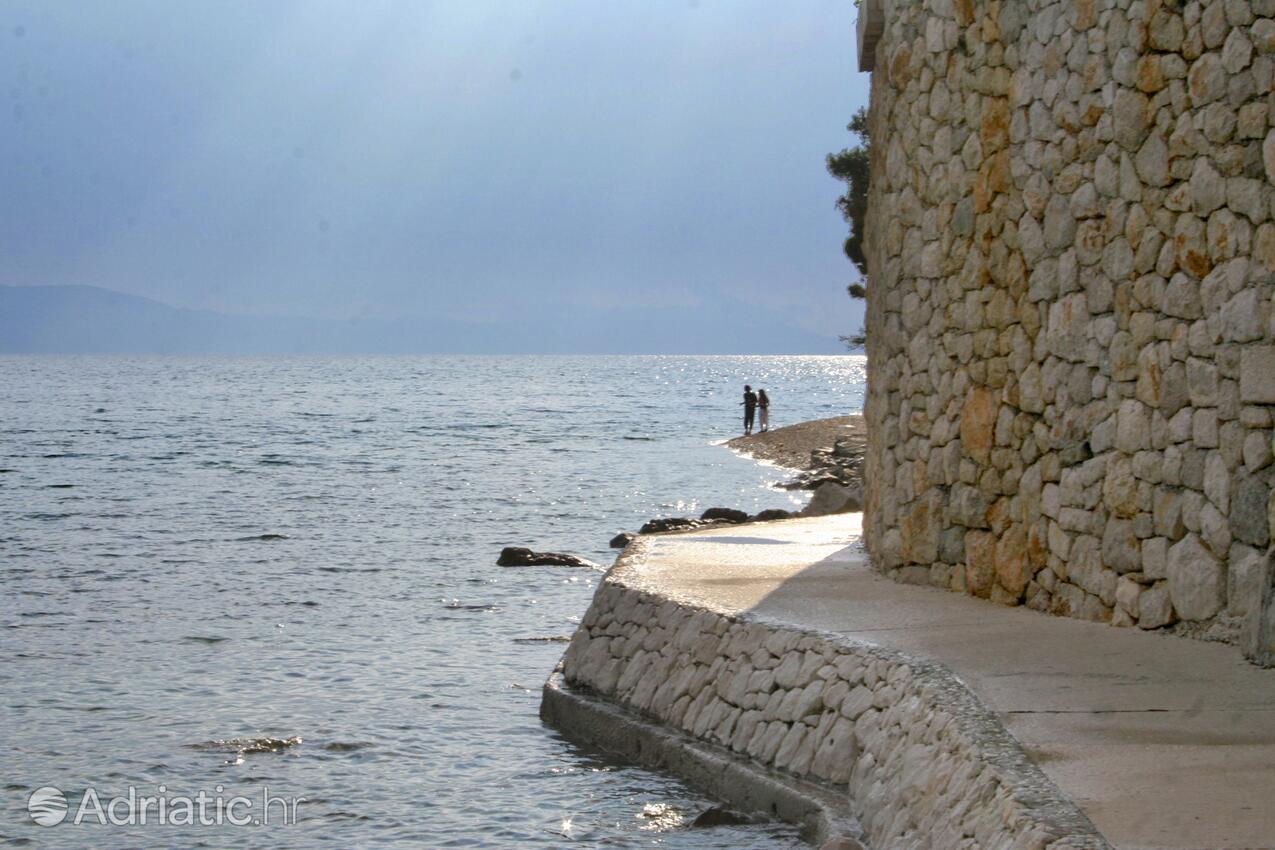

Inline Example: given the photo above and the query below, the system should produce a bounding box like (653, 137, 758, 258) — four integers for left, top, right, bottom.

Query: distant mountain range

(0, 285, 845, 355)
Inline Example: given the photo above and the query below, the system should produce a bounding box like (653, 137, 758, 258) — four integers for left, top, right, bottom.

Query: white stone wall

(862, 0, 1275, 646)
(561, 577, 1108, 850)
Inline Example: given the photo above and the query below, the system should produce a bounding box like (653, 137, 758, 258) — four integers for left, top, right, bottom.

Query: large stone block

(900, 491, 942, 564)
(1047, 293, 1090, 362)
(1018, 363, 1045, 413)
(1203, 452, 1231, 514)
(980, 97, 1010, 153)
(949, 484, 990, 528)
(1138, 583, 1177, 629)
(1240, 347, 1275, 403)
(1158, 361, 1190, 416)
(1241, 555, 1275, 668)
(1229, 545, 1268, 619)
(1186, 357, 1219, 407)
(1243, 431, 1274, 472)
(1148, 9, 1184, 52)
(1102, 519, 1142, 573)
(1116, 400, 1152, 453)
(1116, 575, 1146, 617)
(1189, 158, 1226, 215)
(1167, 534, 1227, 621)
(1232, 475, 1272, 547)
(1114, 88, 1151, 150)
(1188, 52, 1226, 106)
(959, 387, 996, 465)
(1103, 455, 1139, 518)
(1143, 536, 1169, 580)
(995, 524, 1030, 598)
(1265, 130, 1275, 185)
(806, 481, 864, 517)
(964, 530, 996, 599)
(1136, 132, 1171, 187)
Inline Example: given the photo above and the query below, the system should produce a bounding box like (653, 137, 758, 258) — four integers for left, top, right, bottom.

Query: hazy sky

(2, 1, 869, 336)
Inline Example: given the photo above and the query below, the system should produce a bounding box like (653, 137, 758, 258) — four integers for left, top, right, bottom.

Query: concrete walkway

(625, 515, 1275, 850)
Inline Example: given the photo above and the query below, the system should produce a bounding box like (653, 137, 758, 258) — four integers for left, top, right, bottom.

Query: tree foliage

(826, 107, 870, 286)
(827, 107, 870, 349)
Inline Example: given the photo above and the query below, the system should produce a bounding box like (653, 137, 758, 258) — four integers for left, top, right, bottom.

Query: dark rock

(802, 481, 864, 517)
(609, 532, 637, 549)
(191, 736, 303, 757)
(497, 547, 598, 568)
(833, 436, 865, 458)
(700, 507, 749, 524)
(1057, 439, 1093, 466)
(798, 472, 844, 490)
(811, 448, 836, 464)
(638, 517, 723, 534)
(639, 517, 692, 534)
(1243, 554, 1275, 667)
(832, 456, 863, 471)
(751, 508, 793, 522)
(829, 469, 860, 487)
(1231, 474, 1271, 547)
(690, 806, 753, 828)
(949, 484, 991, 528)
(939, 526, 965, 563)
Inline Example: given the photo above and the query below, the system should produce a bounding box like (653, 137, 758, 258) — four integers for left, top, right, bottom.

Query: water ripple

(1, 354, 863, 849)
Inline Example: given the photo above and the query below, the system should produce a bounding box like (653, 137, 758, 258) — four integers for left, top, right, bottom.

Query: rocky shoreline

(732, 415, 866, 508)
(499, 415, 869, 566)
(606, 415, 867, 542)
(614, 415, 869, 543)
(725, 415, 865, 476)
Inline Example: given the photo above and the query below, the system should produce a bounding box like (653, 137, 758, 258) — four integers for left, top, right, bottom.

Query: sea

(1, 354, 867, 849)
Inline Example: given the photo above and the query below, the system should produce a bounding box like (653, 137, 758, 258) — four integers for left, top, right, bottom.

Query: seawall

(859, 0, 1275, 658)
(543, 532, 1109, 850)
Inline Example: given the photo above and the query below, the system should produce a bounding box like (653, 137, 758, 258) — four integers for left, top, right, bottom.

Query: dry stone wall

(558, 570, 1108, 850)
(861, 0, 1275, 651)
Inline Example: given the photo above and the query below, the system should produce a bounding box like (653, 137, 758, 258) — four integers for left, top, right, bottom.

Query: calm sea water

(1, 355, 866, 848)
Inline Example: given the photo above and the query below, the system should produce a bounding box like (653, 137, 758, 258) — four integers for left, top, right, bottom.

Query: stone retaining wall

(860, 0, 1275, 654)
(554, 556, 1108, 850)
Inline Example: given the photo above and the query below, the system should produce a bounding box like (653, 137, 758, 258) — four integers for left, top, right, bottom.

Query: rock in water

(750, 508, 793, 522)
(699, 507, 749, 524)
(690, 806, 752, 827)
(496, 547, 598, 568)
(609, 532, 636, 549)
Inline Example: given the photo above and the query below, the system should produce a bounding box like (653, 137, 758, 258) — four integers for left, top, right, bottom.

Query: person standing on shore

(757, 389, 770, 432)
(742, 385, 757, 435)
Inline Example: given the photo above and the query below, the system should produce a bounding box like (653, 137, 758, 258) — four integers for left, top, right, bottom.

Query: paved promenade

(626, 515, 1275, 850)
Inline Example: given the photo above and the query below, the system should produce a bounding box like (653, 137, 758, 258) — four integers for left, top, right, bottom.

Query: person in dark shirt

(742, 385, 757, 435)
